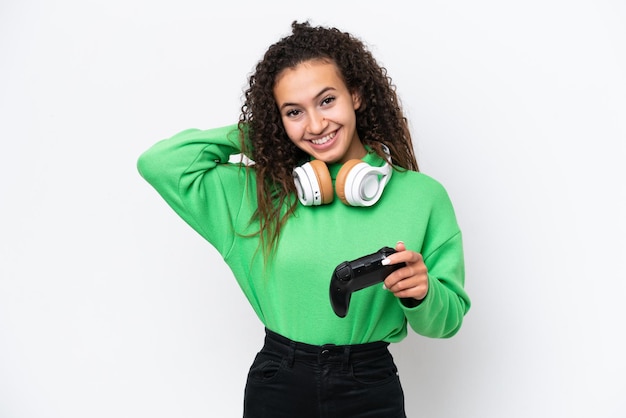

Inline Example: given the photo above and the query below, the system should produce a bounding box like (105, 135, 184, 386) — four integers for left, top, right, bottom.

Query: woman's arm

(137, 124, 255, 255)
(382, 184, 471, 339)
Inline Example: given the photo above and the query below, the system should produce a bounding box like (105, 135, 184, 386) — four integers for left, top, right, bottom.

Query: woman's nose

(307, 111, 328, 135)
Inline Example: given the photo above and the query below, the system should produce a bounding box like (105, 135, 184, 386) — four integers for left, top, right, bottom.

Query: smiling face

(273, 59, 366, 164)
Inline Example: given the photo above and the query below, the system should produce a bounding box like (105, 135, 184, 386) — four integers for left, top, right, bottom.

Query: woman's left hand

(382, 241, 429, 302)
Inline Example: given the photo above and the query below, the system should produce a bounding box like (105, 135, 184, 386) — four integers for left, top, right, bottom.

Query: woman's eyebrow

(278, 87, 337, 110)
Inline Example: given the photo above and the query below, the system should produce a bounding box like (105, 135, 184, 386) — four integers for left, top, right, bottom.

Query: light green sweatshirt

(137, 124, 470, 345)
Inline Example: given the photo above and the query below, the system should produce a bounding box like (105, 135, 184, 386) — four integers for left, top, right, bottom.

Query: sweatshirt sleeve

(136, 124, 254, 256)
(402, 183, 471, 338)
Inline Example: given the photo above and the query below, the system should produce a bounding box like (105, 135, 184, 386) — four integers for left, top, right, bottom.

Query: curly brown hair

(238, 20, 418, 259)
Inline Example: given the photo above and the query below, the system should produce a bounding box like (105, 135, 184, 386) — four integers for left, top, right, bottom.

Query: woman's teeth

(311, 132, 335, 145)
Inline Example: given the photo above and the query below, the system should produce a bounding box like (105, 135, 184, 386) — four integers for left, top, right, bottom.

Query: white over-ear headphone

(293, 145, 393, 207)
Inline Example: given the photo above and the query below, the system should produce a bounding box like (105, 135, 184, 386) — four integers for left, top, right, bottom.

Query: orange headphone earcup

(335, 159, 362, 205)
(308, 159, 334, 205)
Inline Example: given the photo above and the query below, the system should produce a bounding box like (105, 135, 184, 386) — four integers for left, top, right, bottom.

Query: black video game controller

(330, 246, 406, 318)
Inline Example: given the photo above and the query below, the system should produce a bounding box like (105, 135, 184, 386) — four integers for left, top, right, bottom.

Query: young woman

(138, 21, 470, 418)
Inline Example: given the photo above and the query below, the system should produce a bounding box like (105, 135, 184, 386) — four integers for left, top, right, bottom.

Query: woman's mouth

(310, 131, 336, 145)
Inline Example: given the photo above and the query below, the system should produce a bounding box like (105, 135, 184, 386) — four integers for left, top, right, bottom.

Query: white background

(1, 0, 625, 417)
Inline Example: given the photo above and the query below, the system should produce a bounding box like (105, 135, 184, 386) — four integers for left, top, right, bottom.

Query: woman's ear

(352, 90, 362, 110)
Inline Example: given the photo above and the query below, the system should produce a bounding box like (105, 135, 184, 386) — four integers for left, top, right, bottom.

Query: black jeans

(243, 329, 406, 418)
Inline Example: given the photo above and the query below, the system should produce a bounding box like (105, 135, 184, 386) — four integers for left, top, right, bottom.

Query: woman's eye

(321, 96, 336, 106)
(286, 109, 301, 118)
